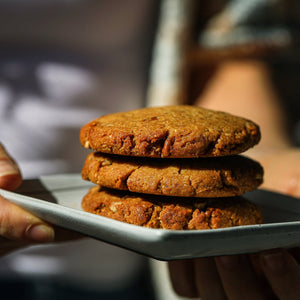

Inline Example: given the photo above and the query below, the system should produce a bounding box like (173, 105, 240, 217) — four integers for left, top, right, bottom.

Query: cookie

(81, 153, 263, 198)
(81, 186, 263, 230)
(80, 105, 260, 158)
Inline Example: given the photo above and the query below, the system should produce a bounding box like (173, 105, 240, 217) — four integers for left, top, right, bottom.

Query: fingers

(0, 195, 83, 256)
(0, 195, 54, 243)
(0, 144, 83, 257)
(260, 249, 300, 300)
(194, 257, 227, 300)
(0, 144, 22, 191)
(168, 259, 198, 298)
(169, 251, 300, 300)
(0, 144, 55, 256)
(168, 256, 265, 300)
(215, 255, 268, 300)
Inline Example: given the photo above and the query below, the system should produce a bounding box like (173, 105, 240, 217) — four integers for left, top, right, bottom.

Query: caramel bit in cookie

(79, 105, 261, 158)
(160, 204, 193, 230)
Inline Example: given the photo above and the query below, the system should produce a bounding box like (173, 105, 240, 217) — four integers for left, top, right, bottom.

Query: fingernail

(262, 251, 284, 272)
(26, 224, 55, 242)
(217, 255, 242, 270)
(0, 159, 19, 176)
(0, 160, 22, 190)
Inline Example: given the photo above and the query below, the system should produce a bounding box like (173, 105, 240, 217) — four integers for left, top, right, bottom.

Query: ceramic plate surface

(1, 174, 300, 260)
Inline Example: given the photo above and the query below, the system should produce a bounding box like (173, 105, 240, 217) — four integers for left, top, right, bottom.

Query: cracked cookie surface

(79, 105, 260, 158)
(81, 186, 263, 230)
(81, 153, 263, 197)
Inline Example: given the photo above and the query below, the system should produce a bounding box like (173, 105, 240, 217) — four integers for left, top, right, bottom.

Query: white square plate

(1, 173, 300, 261)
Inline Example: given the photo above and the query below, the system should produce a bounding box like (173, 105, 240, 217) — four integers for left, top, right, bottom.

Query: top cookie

(80, 105, 260, 158)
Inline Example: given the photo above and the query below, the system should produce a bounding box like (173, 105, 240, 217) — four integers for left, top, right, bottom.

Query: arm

(196, 59, 291, 150)
(196, 59, 300, 198)
(169, 59, 300, 300)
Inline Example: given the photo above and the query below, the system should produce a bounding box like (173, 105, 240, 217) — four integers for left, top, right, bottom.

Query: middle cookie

(82, 153, 263, 198)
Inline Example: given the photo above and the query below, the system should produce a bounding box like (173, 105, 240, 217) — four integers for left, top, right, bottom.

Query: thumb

(0, 144, 22, 191)
(0, 195, 55, 243)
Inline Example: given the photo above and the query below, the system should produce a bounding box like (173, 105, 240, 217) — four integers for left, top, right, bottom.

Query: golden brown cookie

(81, 153, 263, 198)
(81, 186, 263, 230)
(80, 105, 260, 158)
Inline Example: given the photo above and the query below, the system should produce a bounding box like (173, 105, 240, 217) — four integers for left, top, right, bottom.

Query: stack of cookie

(79, 105, 263, 230)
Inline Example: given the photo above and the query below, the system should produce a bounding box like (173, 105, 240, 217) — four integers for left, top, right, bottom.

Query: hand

(0, 144, 80, 257)
(168, 248, 300, 300)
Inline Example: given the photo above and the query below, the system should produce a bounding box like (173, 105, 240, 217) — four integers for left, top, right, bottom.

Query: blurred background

(0, 0, 300, 299)
(0, 0, 159, 299)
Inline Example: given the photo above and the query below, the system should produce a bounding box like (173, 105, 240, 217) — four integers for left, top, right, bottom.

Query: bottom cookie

(81, 186, 263, 230)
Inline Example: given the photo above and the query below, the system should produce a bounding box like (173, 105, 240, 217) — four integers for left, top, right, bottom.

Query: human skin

(169, 60, 300, 300)
(196, 59, 298, 198)
(0, 144, 81, 257)
(0, 60, 299, 298)
(0, 144, 54, 256)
